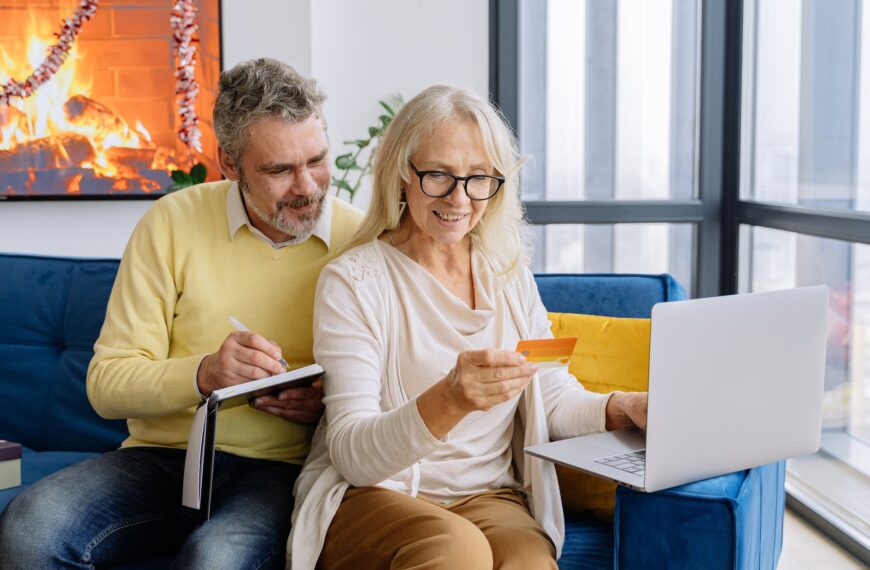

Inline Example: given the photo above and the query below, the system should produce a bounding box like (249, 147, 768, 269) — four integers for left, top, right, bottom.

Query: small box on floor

(0, 440, 22, 491)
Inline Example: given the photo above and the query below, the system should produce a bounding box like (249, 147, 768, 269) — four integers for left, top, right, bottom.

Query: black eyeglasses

(408, 161, 505, 201)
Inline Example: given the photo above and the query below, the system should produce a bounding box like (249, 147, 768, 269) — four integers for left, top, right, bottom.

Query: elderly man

(0, 58, 362, 569)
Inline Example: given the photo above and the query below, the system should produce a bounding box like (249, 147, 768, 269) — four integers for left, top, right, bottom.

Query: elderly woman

(288, 85, 647, 569)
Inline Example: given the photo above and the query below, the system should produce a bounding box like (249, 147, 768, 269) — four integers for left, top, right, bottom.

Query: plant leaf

(190, 163, 207, 184)
(384, 93, 405, 112)
(368, 126, 382, 138)
(379, 114, 392, 127)
(343, 138, 370, 149)
(170, 170, 192, 184)
(379, 100, 395, 117)
(332, 178, 353, 192)
(335, 153, 360, 170)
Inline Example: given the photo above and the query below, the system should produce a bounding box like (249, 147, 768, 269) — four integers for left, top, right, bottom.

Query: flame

(135, 121, 152, 143)
(24, 168, 35, 192)
(0, 11, 179, 192)
(66, 172, 82, 194)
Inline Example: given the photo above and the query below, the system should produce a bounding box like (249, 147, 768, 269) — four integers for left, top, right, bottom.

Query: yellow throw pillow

(548, 312, 651, 521)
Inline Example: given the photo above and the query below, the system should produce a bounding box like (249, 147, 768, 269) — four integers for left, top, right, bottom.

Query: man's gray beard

(239, 176, 326, 241)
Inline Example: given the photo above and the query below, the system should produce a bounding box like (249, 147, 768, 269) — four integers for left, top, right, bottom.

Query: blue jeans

(0, 447, 301, 569)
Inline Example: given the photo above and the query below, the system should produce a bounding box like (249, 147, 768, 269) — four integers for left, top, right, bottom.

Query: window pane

(529, 223, 694, 294)
(521, 0, 699, 201)
(743, 0, 870, 213)
(739, 225, 870, 444)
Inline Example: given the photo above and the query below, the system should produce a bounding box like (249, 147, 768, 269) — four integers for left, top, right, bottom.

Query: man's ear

(217, 146, 241, 181)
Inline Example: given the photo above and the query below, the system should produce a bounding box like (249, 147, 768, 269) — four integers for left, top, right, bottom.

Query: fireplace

(0, 0, 221, 198)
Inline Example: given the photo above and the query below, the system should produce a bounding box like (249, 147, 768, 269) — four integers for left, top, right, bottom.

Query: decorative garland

(0, 0, 99, 106)
(170, 0, 202, 154)
(0, 0, 203, 156)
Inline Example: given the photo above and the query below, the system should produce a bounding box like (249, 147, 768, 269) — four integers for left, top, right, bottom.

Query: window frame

(492, 0, 870, 289)
(492, 0, 870, 561)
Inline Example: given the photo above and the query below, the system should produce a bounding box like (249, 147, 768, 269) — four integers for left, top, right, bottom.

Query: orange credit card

(515, 337, 577, 367)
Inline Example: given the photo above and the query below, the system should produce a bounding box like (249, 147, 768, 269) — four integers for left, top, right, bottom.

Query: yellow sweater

(86, 180, 363, 463)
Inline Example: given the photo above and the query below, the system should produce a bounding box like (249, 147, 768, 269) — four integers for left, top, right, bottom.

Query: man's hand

(604, 391, 648, 431)
(196, 331, 286, 395)
(251, 380, 324, 423)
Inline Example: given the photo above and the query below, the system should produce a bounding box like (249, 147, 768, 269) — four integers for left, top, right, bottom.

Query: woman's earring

(398, 190, 407, 216)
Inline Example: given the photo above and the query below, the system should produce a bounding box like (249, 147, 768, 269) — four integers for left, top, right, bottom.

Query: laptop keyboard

(594, 450, 646, 476)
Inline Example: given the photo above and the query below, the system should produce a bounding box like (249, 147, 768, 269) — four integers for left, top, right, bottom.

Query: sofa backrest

(0, 252, 685, 453)
(534, 273, 686, 318)
(0, 254, 126, 452)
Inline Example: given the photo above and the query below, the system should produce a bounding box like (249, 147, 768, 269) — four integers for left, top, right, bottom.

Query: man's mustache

(278, 190, 326, 209)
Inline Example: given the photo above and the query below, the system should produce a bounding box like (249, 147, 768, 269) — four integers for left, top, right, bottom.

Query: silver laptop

(525, 286, 829, 493)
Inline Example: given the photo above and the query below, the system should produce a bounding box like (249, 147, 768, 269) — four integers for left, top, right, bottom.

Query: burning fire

(0, 16, 179, 193)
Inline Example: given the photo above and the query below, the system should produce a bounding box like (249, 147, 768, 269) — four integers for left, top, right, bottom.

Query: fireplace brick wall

(0, 0, 221, 194)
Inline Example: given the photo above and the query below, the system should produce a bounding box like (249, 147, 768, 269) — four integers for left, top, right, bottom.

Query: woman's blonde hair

(345, 85, 529, 277)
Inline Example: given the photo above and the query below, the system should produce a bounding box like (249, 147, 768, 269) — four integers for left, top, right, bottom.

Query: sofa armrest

(613, 461, 786, 569)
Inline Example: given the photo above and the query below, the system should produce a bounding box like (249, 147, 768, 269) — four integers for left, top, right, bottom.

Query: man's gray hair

(213, 58, 326, 163)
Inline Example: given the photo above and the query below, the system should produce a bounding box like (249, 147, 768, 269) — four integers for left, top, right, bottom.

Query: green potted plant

(331, 95, 403, 202)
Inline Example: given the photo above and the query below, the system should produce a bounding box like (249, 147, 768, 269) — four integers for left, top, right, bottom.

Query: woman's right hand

(442, 349, 539, 414)
(417, 349, 539, 440)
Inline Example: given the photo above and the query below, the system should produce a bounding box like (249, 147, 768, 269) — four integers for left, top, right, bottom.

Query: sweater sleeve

(314, 261, 444, 488)
(522, 269, 610, 439)
(86, 203, 206, 419)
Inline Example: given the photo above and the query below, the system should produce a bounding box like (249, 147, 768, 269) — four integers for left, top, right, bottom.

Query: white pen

(228, 316, 290, 370)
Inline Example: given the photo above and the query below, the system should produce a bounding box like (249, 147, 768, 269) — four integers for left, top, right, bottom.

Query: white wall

(0, 201, 151, 258)
(0, 0, 488, 257)
(221, 0, 312, 74)
(311, 0, 489, 210)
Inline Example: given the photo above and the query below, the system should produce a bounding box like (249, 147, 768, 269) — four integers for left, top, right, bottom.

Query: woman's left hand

(604, 391, 648, 431)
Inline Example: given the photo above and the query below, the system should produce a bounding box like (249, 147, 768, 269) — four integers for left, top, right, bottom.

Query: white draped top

(382, 242, 521, 502)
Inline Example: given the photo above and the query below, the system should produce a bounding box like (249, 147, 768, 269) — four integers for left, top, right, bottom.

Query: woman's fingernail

(254, 398, 264, 407)
(531, 365, 539, 373)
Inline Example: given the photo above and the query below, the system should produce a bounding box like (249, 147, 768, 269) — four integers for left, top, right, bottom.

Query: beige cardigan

(286, 241, 609, 569)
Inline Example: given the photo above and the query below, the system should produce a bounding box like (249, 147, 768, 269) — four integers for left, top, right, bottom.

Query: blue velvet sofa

(0, 253, 784, 568)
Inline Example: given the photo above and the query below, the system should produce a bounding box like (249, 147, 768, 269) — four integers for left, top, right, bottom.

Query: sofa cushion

(559, 512, 613, 569)
(0, 447, 101, 512)
(549, 312, 650, 521)
(0, 254, 127, 452)
(550, 312, 650, 395)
